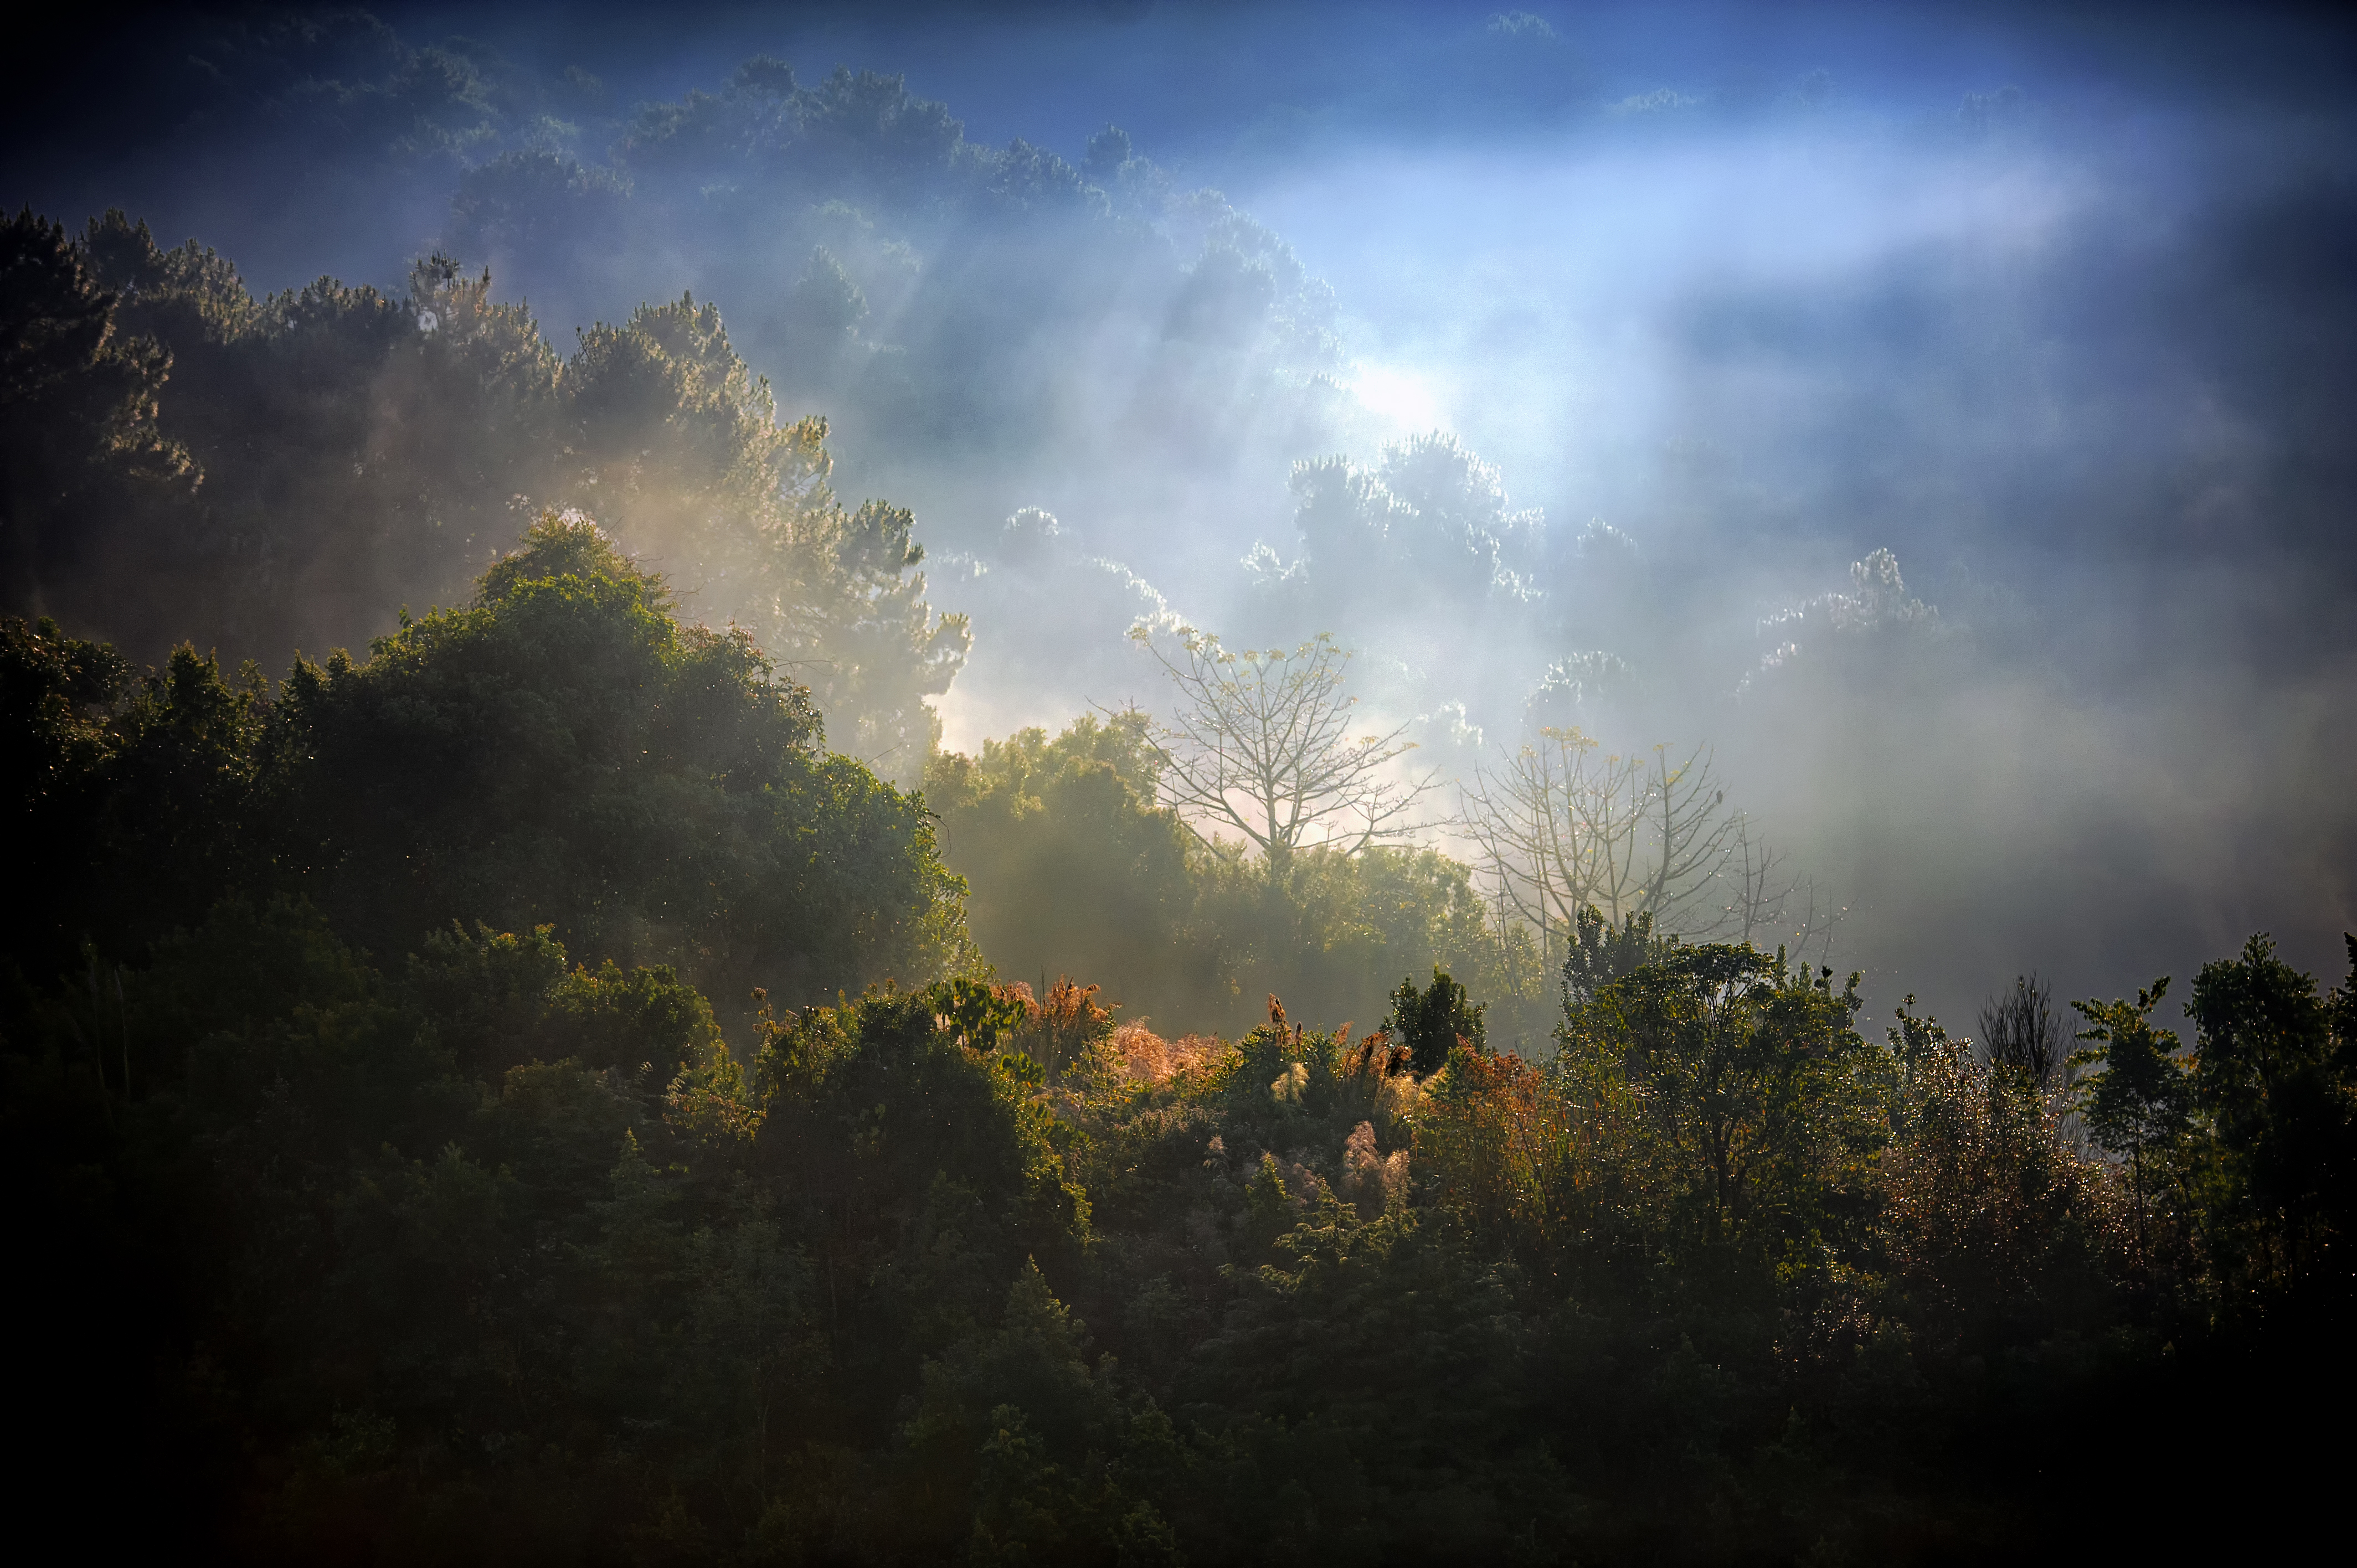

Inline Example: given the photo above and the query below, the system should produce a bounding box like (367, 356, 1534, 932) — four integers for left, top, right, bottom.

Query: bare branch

(1460, 727, 1827, 956)
(1121, 625, 1438, 881)
(1707, 816, 1849, 968)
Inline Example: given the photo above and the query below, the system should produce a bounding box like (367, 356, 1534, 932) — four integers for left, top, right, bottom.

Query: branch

(1125, 625, 1437, 865)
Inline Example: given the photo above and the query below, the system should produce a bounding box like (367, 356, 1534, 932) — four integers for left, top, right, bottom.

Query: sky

(9, 0, 2353, 1030)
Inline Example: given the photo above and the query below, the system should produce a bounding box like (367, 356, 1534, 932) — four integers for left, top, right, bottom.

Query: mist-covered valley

(6, 2, 2353, 1560)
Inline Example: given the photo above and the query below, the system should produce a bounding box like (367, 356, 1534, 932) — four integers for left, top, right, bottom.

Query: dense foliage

(922, 714, 1548, 1044)
(10, 524, 2353, 1557)
(7, 190, 2352, 1561)
(6, 512, 962, 1029)
(2, 209, 963, 780)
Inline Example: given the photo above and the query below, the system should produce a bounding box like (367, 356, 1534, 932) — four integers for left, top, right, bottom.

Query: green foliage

(2184, 935, 2357, 1307)
(1385, 966, 1487, 1074)
(0, 209, 192, 629)
(410, 922, 723, 1080)
(1, 615, 271, 975)
(274, 512, 961, 1004)
(1561, 904, 1677, 1009)
(1194, 838, 1536, 1042)
(13, 770, 2353, 1562)
(1879, 1003, 2123, 1352)
(753, 984, 1091, 1376)
(8, 159, 2356, 1562)
(3, 517, 966, 1066)
(893, 1266, 1163, 1562)
(7, 211, 964, 776)
(2072, 979, 2194, 1159)
(1565, 945, 1879, 1258)
(1178, 1200, 1564, 1561)
(2062, 941, 2357, 1317)
(925, 712, 1210, 1022)
(930, 714, 1547, 1040)
(2070, 978, 2195, 1251)
(3, 615, 130, 973)
(934, 973, 1036, 1053)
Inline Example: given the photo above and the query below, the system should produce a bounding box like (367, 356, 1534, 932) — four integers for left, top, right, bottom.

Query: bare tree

(1124, 626, 1437, 886)
(1718, 814, 1790, 945)
(1979, 972, 2065, 1086)
(1461, 729, 1641, 941)
(1461, 725, 1847, 972)
(1717, 815, 1848, 971)
(1977, 971, 2087, 1152)
(1775, 874, 1850, 976)
(1461, 727, 1744, 941)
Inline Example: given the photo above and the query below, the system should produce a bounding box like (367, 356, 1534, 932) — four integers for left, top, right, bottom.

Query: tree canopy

(4, 181, 2353, 1563)
(2, 212, 965, 782)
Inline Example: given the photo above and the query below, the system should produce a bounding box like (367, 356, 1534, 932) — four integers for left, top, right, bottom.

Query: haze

(9, 0, 2351, 1030)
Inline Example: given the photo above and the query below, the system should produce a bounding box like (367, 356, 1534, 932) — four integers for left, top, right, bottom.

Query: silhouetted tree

(2071, 979, 2194, 1256)
(1980, 971, 2065, 1086)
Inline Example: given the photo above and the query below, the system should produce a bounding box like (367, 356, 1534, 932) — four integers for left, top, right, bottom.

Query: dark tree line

(7, 518, 2350, 1560)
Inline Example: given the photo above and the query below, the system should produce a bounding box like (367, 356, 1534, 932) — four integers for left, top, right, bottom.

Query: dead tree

(1461, 726, 1746, 947)
(1125, 625, 1437, 888)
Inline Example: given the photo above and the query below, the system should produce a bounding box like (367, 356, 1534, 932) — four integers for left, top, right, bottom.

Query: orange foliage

(1341, 1026, 1413, 1081)
(1001, 974, 1114, 1082)
(1112, 1020, 1220, 1084)
(1340, 1118, 1411, 1216)
(1417, 1049, 1626, 1272)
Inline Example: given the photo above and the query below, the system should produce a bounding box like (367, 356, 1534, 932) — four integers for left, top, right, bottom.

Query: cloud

(1488, 12, 1559, 43)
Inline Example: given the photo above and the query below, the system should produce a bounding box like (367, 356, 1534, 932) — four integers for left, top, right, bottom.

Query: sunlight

(1351, 361, 1448, 432)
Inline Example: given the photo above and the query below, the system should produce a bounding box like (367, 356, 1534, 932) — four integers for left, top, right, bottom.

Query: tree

(1564, 945, 1875, 1254)
(0, 209, 191, 630)
(553, 287, 970, 781)
(928, 713, 1542, 1038)
(27, 213, 966, 780)
(1714, 813, 1847, 967)
(923, 712, 1211, 1024)
(2, 615, 271, 973)
(1559, 904, 1676, 1012)
(2185, 933, 2355, 1301)
(1879, 999, 2121, 1352)
(2070, 979, 2193, 1256)
(750, 983, 1089, 1385)
(265, 510, 968, 1005)
(1980, 971, 2066, 1087)
(1274, 432, 1546, 616)
(1126, 625, 1434, 890)
(1383, 966, 1488, 1075)
(1461, 725, 1780, 960)
(3, 615, 131, 974)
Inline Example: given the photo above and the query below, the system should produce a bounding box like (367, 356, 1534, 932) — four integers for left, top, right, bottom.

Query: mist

(14, 5, 2357, 1555)
(8, 0, 2352, 1033)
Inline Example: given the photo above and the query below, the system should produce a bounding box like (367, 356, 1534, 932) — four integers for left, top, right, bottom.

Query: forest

(7, 8, 2357, 1564)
